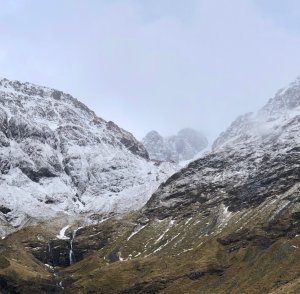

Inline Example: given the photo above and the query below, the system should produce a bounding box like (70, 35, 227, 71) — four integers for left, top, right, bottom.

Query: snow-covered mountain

(213, 77, 300, 151)
(142, 128, 208, 163)
(0, 78, 176, 235)
(146, 77, 300, 218)
(1, 77, 300, 293)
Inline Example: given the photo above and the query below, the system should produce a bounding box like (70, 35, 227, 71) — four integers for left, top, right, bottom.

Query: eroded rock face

(0, 78, 176, 231)
(107, 121, 149, 160)
(24, 239, 71, 267)
(142, 128, 208, 163)
(24, 222, 125, 268)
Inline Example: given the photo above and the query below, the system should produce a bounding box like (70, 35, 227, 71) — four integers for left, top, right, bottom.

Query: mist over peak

(143, 128, 208, 163)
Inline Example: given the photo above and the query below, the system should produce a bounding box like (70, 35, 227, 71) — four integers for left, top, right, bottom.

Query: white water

(69, 230, 76, 265)
(69, 227, 83, 265)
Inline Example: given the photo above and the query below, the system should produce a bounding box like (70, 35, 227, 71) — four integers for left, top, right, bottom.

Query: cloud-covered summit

(143, 128, 208, 163)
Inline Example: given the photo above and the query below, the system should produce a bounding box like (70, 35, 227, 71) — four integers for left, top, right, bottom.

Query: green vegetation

(1, 198, 300, 293)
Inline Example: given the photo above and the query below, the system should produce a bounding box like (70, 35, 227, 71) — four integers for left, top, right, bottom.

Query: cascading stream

(69, 229, 76, 265)
(69, 227, 82, 265)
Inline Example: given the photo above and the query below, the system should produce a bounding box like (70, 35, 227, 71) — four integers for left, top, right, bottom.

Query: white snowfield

(0, 79, 177, 235)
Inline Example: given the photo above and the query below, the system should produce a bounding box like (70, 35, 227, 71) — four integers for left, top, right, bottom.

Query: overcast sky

(1, 0, 300, 142)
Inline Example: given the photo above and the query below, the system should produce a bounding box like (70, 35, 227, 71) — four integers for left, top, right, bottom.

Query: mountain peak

(146, 76, 300, 220)
(144, 130, 162, 139)
(259, 76, 300, 121)
(0, 78, 176, 234)
(213, 76, 300, 150)
(143, 128, 208, 163)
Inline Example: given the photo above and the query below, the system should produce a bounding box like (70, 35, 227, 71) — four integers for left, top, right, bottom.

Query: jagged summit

(212, 77, 300, 150)
(0, 78, 176, 235)
(0, 78, 149, 159)
(260, 76, 300, 119)
(142, 128, 208, 163)
(142, 131, 168, 161)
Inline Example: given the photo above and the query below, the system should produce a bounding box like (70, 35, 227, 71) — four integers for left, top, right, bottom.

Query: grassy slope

(1, 196, 300, 293)
(62, 196, 300, 293)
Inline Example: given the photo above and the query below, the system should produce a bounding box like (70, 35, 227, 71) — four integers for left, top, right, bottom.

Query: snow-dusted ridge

(213, 77, 300, 150)
(145, 76, 300, 219)
(0, 78, 177, 235)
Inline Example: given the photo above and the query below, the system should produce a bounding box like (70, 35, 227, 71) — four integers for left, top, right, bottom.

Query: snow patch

(56, 225, 70, 240)
(127, 224, 147, 241)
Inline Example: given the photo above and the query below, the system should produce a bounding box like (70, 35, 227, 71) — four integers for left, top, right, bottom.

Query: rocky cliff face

(0, 78, 176, 235)
(142, 128, 208, 163)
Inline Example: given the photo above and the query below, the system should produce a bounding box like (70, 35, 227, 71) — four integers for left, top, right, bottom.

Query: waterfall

(48, 242, 52, 265)
(69, 227, 82, 265)
(69, 229, 76, 265)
